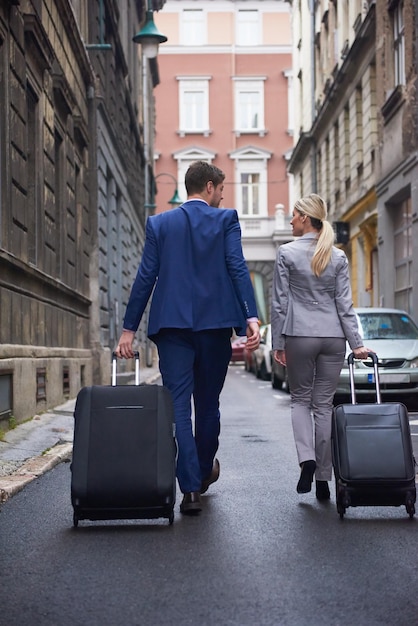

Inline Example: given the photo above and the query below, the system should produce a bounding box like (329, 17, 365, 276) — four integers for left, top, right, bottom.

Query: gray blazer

(271, 233, 363, 351)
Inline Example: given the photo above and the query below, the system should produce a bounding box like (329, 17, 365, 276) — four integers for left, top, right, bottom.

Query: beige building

(288, 0, 379, 306)
(287, 0, 418, 315)
(154, 0, 293, 322)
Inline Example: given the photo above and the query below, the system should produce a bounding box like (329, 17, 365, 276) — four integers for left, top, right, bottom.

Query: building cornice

(342, 188, 377, 222)
(287, 132, 313, 174)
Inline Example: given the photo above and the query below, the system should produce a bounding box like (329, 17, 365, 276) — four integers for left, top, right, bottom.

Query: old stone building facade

(0, 0, 164, 424)
(287, 0, 418, 314)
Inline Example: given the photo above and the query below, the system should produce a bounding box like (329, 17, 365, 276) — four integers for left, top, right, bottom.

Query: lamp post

(154, 172, 184, 209)
(133, 3, 167, 366)
(133, 1, 168, 59)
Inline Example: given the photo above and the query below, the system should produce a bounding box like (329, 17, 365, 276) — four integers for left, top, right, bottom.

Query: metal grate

(36, 368, 47, 401)
(0, 373, 12, 420)
(63, 366, 70, 397)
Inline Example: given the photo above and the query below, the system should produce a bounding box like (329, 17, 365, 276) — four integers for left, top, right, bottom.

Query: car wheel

(283, 369, 290, 393)
(407, 395, 418, 412)
(259, 361, 269, 381)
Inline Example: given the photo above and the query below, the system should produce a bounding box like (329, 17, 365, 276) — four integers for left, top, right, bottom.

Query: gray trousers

(285, 336, 346, 481)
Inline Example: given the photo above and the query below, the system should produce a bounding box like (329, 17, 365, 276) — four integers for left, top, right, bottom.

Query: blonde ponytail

(311, 220, 335, 276)
(294, 193, 335, 277)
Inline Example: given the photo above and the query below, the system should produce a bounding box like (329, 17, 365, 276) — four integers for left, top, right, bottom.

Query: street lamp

(132, 1, 167, 59)
(155, 173, 184, 208)
(133, 2, 167, 367)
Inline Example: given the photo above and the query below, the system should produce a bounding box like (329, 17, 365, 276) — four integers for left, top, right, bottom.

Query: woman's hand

(352, 346, 373, 360)
(274, 349, 286, 366)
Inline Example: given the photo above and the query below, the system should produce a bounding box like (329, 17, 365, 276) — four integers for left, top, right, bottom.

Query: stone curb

(0, 443, 73, 504)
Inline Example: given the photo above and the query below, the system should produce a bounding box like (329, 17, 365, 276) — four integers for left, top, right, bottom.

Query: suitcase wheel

(73, 512, 79, 528)
(336, 490, 350, 520)
(168, 511, 174, 525)
(406, 498, 415, 520)
(337, 502, 345, 520)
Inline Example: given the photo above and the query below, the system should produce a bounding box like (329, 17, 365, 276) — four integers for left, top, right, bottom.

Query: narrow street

(1, 366, 418, 626)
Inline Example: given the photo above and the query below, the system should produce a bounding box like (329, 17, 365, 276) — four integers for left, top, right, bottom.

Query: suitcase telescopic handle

(111, 351, 140, 386)
(347, 351, 381, 405)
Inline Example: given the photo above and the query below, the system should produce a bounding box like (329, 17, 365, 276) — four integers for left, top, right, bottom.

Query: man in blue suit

(116, 161, 260, 514)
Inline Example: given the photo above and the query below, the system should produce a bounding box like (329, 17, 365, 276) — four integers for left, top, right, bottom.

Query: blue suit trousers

(153, 328, 232, 493)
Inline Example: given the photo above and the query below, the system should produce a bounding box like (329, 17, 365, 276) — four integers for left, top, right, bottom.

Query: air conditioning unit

(333, 221, 350, 245)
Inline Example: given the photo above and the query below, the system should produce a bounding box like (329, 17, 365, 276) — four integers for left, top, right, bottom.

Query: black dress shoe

(180, 491, 202, 515)
(316, 480, 330, 501)
(296, 460, 316, 494)
(200, 458, 220, 494)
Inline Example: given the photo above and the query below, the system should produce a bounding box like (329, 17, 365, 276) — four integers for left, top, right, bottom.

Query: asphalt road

(1, 366, 418, 626)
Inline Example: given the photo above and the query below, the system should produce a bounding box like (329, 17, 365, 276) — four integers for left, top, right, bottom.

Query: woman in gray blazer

(271, 194, 370, 501)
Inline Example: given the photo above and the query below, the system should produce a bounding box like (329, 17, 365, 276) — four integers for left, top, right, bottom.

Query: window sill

(234, 129, 267, 138)
(381, 85, 405, 124)
(178, 129, 212, 138)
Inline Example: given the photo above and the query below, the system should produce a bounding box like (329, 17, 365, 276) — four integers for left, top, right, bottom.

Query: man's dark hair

(185, 161, 225, 195)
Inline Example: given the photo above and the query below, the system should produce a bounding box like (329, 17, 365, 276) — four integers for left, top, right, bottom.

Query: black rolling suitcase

(332, 352, 416, 519)
(71, 352, 176, 527)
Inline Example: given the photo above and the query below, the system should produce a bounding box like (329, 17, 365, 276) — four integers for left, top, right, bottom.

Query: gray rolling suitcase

(332, 352, 416, 519)
(71, 352, 176, 527)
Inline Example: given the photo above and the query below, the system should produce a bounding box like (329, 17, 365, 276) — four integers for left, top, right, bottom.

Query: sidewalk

(0, 364, 161, 504)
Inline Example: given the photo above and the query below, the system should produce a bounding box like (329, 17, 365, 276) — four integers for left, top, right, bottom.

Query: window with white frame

(236, 9, 260, 46)
(241, 173, 260, 216)
(180, 9, 206, 46)
(234, 158, 268, 218)
(393, 1, 405, 86)
(283, 70, 294, 135)
(178, 78, 210, 134)
(234, 79, 265, 134)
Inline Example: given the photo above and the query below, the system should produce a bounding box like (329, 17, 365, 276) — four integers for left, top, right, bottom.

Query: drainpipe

(142, 52, 154, 368)
(87, 81, 102, 384)
(308, 0, 317, 192)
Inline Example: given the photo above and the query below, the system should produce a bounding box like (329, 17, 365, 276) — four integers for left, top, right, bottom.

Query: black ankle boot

(296, 460, 316, 493)
(316, 480, 330, 501)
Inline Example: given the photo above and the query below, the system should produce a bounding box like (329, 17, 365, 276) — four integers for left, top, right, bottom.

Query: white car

(252, 324, 272, 381)
(334, 307, 418, 403)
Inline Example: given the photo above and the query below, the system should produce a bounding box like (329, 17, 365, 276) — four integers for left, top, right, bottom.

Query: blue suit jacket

(123, 200, 258, 337)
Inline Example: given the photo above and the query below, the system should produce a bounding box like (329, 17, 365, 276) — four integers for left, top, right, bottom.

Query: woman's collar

(300, 232, 318, 239)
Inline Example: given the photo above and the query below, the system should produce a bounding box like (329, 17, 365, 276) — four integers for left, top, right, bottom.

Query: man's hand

(115, 330, 135, 359)
(245, 321, 260, 351)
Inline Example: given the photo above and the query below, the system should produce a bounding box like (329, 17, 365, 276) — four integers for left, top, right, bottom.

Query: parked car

(243, 341, 256, 373)
(230, 335, 247, 364)
(252, 324, 272, 380)
(335, 307, 418, 403)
